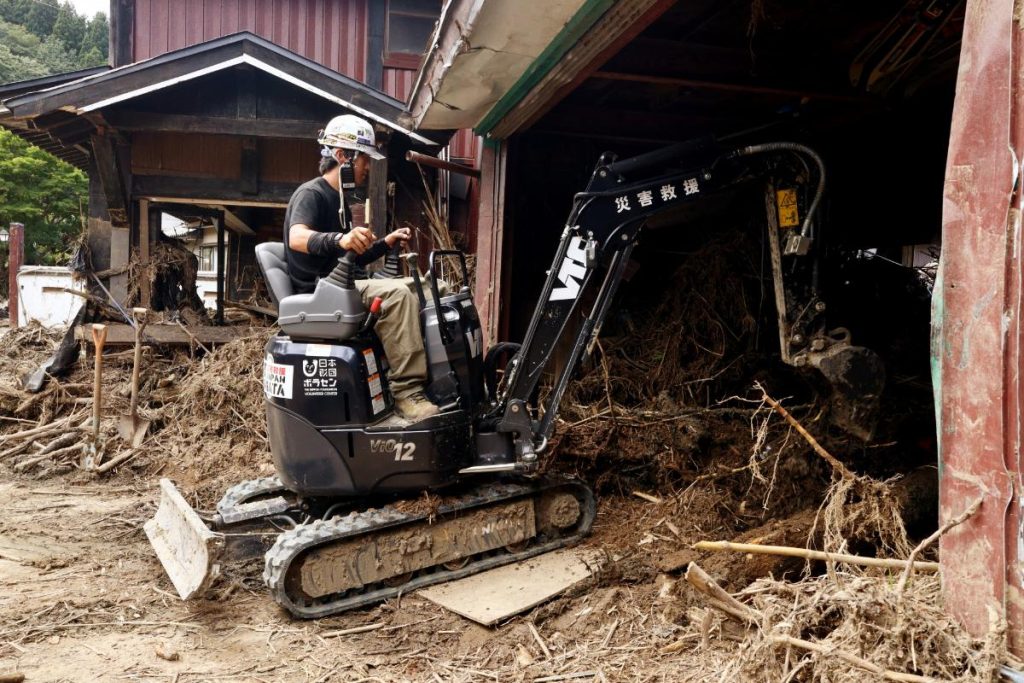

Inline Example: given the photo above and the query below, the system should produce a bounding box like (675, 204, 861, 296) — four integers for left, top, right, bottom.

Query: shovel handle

(91, 324, 107, 440)
(129, 309, 149, 417)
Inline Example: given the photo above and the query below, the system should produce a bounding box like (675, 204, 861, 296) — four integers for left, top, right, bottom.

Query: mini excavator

(146, 138, 884, 618)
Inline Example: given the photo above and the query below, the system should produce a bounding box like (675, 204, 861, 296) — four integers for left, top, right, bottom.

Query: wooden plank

(104, 110, 322, 139)
(133, 174, 296, 204)
(76, 323, 257, 346)
(418, 549, 600, 625)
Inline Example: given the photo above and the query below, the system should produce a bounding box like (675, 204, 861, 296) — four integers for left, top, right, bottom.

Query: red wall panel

(133, 0, 368, 81)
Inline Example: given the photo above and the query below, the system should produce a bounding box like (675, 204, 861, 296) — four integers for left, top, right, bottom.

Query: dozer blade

(811, 344, 886, 441)
(145, 478, 225, 600)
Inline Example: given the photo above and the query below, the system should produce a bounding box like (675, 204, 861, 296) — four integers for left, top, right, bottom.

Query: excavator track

(216, 477, 288, 515)
(263, 477, 595, 618)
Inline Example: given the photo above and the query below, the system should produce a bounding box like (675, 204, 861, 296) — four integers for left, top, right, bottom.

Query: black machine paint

(262, 249, 487, 496)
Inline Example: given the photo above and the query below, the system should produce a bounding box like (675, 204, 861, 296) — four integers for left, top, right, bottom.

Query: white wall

(16, 266, 84, 327)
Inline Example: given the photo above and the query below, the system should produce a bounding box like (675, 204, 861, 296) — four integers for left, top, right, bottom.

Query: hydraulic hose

(729, 142, 826, 240)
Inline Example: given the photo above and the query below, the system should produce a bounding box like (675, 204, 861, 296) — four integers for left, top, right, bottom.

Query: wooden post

(215, 216, 225, 325)
(369, 156, 388, 236)
(474, 142, 507, 348)
(8, 222, 24, 328)
(139, 199, 152, 308)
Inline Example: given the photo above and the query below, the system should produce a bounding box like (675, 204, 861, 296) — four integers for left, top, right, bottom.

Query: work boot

(394, 391, 440, 421)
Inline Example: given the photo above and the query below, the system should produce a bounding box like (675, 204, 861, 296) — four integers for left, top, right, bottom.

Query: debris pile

(0, 321, 271, 495)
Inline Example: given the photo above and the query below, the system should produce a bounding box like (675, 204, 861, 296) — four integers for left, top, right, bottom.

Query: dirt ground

(0, 476, 734, 683)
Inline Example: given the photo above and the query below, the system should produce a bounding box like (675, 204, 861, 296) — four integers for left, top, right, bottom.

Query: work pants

(355, 277, 427, 400)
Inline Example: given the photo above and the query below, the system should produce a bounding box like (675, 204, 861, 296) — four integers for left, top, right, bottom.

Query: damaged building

(407, 0, 1022, 654)
(0, 0, 478, 341)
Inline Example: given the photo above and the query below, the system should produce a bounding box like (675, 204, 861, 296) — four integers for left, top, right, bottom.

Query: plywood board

(418, 548, 599, 625)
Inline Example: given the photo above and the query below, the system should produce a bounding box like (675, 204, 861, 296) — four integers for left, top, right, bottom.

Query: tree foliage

(0, 128, 87, 265)
(0, 0, 107, 83)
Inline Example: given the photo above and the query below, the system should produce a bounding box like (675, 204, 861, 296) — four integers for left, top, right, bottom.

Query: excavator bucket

(811, 345, 887, 441)
(145, 478, 224, 600)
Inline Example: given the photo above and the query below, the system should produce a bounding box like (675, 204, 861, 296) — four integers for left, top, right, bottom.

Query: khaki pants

(355, 277, 429, 399)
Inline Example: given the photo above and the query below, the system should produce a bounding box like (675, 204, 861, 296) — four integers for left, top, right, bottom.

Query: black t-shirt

(283, 177, 387, 293)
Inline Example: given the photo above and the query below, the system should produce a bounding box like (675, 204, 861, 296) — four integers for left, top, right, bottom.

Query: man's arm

(288, 224, 374, 255)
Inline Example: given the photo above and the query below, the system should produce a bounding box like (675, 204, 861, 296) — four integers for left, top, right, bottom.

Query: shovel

(83, 323, 107, 469)
(117, 308, 151, 447)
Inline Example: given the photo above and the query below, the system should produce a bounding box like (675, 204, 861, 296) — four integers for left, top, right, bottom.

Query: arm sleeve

(354, 238, 388, 266)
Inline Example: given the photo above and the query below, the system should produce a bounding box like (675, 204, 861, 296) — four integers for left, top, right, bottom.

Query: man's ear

(333, 149, 349, 165)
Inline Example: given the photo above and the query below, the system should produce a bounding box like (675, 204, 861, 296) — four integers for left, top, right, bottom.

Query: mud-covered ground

(0, 476, 746, 683)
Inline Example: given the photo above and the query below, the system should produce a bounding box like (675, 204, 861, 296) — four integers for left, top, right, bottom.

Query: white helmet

(317, 114, 385, 160)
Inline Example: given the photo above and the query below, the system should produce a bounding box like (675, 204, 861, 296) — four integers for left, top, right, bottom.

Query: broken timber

(75, 323, 256, 346)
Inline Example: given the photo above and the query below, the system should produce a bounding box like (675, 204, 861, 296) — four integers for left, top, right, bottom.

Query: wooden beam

(101, 110, 322, 139)
(215, 216, 226, 324)
(91, 130, 130, 229)
(144, 196, 288, 209)
(133, 174, 296, 204)
(590, 71, 864, 103)
(139, 199, 153, 307)
(76, 323, 251, 346)
(241, 137, 259, 195)
(210, 205, 255, 235)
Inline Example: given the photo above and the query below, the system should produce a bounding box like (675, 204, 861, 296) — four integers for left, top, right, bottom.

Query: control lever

(402, 252, 427, 308)
(374, 244, 404, 279)
(359, 297, 383, 334)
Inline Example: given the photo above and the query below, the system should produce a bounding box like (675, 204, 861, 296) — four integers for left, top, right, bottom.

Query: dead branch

(694, 541, 939, 572)
(895, 495, 983, 596)
(769, 634, 943, 683)
(684, 562, 760, 624)
(757, 383, 855, 480)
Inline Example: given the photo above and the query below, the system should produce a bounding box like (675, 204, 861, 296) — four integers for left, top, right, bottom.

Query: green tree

(0, 128, 87, 265)
(0, 19, 44, 82)
(25, 3, 57, 38)
(81, 12, 108, 61)
(0, 0, 30, 26)
(38, 35, 78, 73)
(51, 2, 85, 54)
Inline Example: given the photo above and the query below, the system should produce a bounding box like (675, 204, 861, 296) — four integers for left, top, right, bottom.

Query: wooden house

(0, 0, 477, 332)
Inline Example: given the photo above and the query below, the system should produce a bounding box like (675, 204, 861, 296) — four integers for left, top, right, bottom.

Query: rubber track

(263, 478, 596, 619)
(216, 477, 287, 517)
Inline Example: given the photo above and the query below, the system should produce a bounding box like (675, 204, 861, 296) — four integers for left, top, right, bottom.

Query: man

(284, 114, 438, 421)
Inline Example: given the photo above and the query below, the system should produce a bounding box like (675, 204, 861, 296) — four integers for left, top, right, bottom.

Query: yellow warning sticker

(776, 188, 799, 228)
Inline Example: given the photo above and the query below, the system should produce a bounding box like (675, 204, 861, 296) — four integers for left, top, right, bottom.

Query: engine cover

(262, 334, 472, 496)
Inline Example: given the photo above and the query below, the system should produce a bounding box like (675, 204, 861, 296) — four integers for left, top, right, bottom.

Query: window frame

(383, 0, 441, 69)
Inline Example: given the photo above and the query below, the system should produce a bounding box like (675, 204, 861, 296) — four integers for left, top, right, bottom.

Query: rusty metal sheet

(935, 0, 1022, 652)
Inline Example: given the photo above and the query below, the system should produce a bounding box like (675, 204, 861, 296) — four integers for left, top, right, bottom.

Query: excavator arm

(490, 138, 884, 468)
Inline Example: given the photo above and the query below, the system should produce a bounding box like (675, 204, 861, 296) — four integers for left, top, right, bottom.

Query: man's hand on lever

(384, 227, 412, 248)
(340, 226, 375, 254)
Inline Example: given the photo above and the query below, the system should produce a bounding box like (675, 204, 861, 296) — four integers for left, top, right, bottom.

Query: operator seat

(255, 242, 293, 308)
